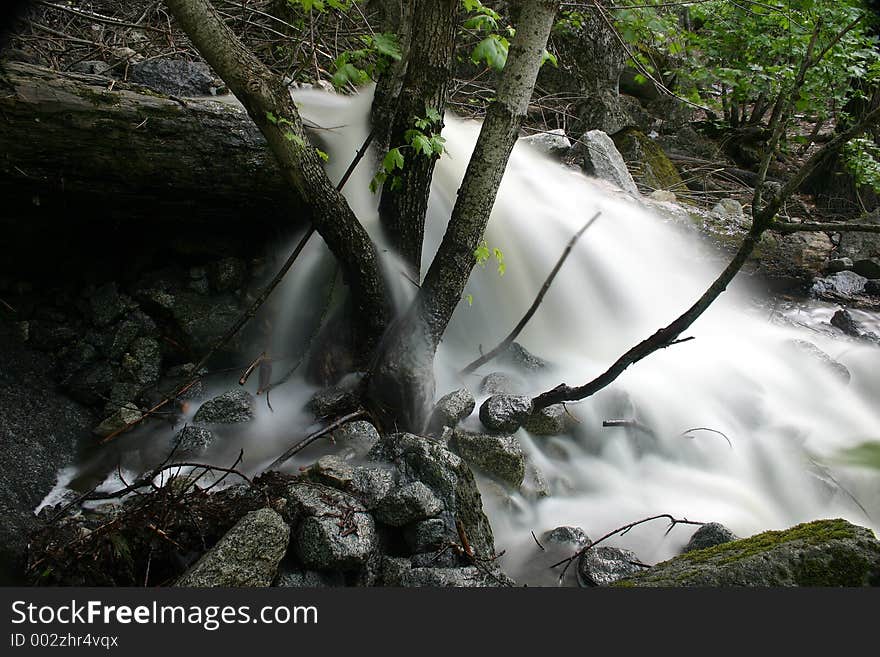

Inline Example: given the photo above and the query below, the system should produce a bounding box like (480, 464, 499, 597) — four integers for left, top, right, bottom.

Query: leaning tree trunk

(377, 0, 458, 275)
(164, 0, 391, 355)
(366, 0, 561, 433)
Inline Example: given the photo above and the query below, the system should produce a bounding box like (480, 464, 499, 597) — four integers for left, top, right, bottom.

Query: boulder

(866, 279, 880, 296)
(368, 433, 495, 559)
(450, 430, 526, 489)
(575, 130, 640, 195)
(287, 483, 378, 571)
(853, 258, 880, 279)
(403, 518, 451, 553)
(831, 309, 861, 337)
(88, 282, 130, 328)
(173, 425, 217, 455)
(712, 198, 745, 221)
(618, 519, 880, 587)
(427, 388, 475, 433)
(93, 403, 143, 439)
(811, 270, 867, 297)
(175, 508, 289, 587)
(826, 257, 854, 274)
(193, 390, 255, 424)
(331, 420, 380, 458)
(837, 211, 880, 264)
(517, 526, 591, 587)
(479, 394, 533, 433)
(374, 481, 444, 527)
(682, 522, 738, 553)
(578, 546, 645, 587)
(129, 59, 216, 96)
(524, 404, 568, 436)
(304, 455, 394, 509)
(612, 127, 684, 191)
(306, 381, 362, 419)
(479, 371, 526, 395)
(498, 342, 548, 371)
(521, 129, 572, 158)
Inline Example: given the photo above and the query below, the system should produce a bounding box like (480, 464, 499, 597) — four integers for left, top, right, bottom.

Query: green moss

(612, 128, 684, 191)
(77, 87, 121, 107)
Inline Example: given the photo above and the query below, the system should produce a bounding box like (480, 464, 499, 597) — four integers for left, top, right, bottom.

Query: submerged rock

(524, 404, 568, 435)
(450, 430, 526, 488)
(499, 342, 549, 371)
(173, 425, 216, 455)
(682, 522, 738, 553)
(786, 340, 851, 383)
(193, 390, 255, 424)
(479, 371, 526, 395)
(175, 508, 289, 587)
(618, 519, 880, 587)
(479, 394, 533, 433)
(578, 546, 645, 587)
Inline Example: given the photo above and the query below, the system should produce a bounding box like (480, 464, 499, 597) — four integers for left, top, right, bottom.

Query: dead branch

(602, 419, 656, 439)
(551, 513, 705, 584)
(267, 409, 368, 470)
(681, 427, 733, 448)
(771, 221, 880, 234)
(461, 211, 601, 375)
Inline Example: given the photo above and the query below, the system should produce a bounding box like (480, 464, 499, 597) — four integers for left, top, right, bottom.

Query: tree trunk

(163, 0, 391, 356)
(366, 0, 560, 432)
(377, 0, 458, 274)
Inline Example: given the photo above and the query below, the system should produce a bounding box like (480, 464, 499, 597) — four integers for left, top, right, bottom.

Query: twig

(681, 427, 733, 448)
(267, 409, 368, 470)
(461, 211, 601, 375)
(531, 530, 546, 552)
(602, 419, 657, 439)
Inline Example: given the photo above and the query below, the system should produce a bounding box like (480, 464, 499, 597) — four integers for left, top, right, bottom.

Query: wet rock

(427, 388, 475, 433)
(331, 420, 380, 458)
(130, 59, 215, 96)
(306, 382, 361, 419)
(287, 483, 378, 571)
(517, 525, 590, 587)
(811, 270, 867, 297)
(865, 279, 880, 296)
(88, 283, 129, 328)
(521, 458, 551, 499)
(544, 526, 591, 547)
(173, 425, 216, 455)
(102, 382, 144, 417)
(786, 340, 850, 383)
(175, 508, 289, 587)
(368, 433, 495, 559)
(682, 522, 738, 553)
(831, 309, 861, 337)
(499, 342, 548, 371)
(374, 481, 443, 527)
(649, 189, 676, 202)
(524, 404, 568, 435)
(450, 430, 525, 489)
(65, 362, 116, 405)
(853, 258, 880, 279)
(27, 320, 80, 351)
(93, 403, 143, 438)
(521, 129, 571, 158)
(170, 291, 241, 351)
(209, 257, 246, 292)
(826, 257, 854, 274)
(619, 519, 880, 587)
(193, 390, 255, 424)
(121, 337, 162, 386)
(381, 557, 513, 587)
(479, 395, 533, 433)
(274, 565, 345, 588)
(578, 546, 645, 587)
(837, 212, 880, 264)
(479, 371, 526, 395)
(404, 518, 450, 553)
(576, 130, 640, 195)
(305, 455, 394, 509)
(712, 198, 745, 220)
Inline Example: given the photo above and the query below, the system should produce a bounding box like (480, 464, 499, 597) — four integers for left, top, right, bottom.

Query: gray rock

(64, 362, 116, 405)
(289, 484, 378, 571)
(69, 60, 113, 76)
(381, 557, 513, 587)
(578, 546, 645, 587)
(93, 403, 143, 438)
(479, 371, 526, 395)
(521, 129, 572, 158)
(479, 394, 533, 433)
(811, 270, 867, 297)
(450, 430, 525, 488)
(102, 382, 143, 417)
(543, 526, 591, 547)
(209, 257, 246, 292)
(831, 309, 861, 337)
(121, 336, 162, 386)
(274, 565, 345, 588)
(521, 458, 551, 499)
(173, 425, 216, 455)
(404, 518, 451, 553)
(577, 130, 639, 195)
(88, 283, 129, 327)
(170, 291, 241, 351)
(193, 390, 255, 424)
(374, 481, 443, 527)
(786, 340, 850, 383)
(837, 211, 880, 264)
(427, 388, 475, 432)
(176, 508, 290, 587)
(27, 320, 80, 352)
(853, 258, 880, 279)
(307, 382, 361, 419)
(682, 522, 738, 553)
(130, 59, 215, 96)
(368, 433, 495, 559)
(712, 198, 744, 220)
(499, 342, 548, 371)
(866, 279, 880, 296)
(331, 420, 379, 458)
(619, 519, 880, 587)
(305, 455, 394, 508)
(516, 525, 591, 587)
(524, 404, 568, 435)
(827, 257, 854, 273)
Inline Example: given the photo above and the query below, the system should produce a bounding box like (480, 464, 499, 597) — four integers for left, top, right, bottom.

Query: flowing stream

(52, 88, 880, 583)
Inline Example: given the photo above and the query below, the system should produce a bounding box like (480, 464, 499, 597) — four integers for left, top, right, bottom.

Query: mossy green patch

(612, 127, 684, 191)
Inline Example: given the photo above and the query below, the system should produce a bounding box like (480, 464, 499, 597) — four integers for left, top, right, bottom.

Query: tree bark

(377, 0, 458, 274)
(163, 0, 391, 355)
(366, 0, 560, 432)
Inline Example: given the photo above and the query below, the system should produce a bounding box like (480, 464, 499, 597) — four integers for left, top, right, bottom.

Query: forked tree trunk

(366, 0, 561, 432)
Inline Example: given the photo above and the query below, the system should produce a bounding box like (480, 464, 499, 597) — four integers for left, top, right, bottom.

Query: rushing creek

(45, 87, 880, 583)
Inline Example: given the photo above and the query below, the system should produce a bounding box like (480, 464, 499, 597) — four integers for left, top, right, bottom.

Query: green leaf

(471, 35, 508, 71)
(316, 149, 330, 162)
(266, 111, 278, 124)
(541, 49, 558, 68)
(373, 32, 402, 61)
(411, 133, 433, 157)
(425, 108, 441, 123)
(466, 294, 474, 307)
(383, 147, 405, 172)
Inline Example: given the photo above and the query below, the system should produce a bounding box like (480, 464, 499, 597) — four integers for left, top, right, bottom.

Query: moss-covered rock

(617, 519, 880, 587)
(612, 127, 684, 192)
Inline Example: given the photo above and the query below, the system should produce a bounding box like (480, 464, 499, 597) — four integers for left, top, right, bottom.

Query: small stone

(175, 508, 289, 587)
(130, 59, 215, 96)
(831, 309, 861, 337)
(578, 546, 644, 587)
(193, 390, 255, 424)
(521, 129, 571, 158)
(682, 522, 738, 553)
(712, 198, 744, 219)
(650, 189, 677, 202)
(826, 257, 854, 273)
(69, 60, 112, 76)
(93, 403, 142, 438)
(306, 383, 361, 418)
(543, 526, 591, 548)
(331, 420, 380, 458)
(451, 429, 526, 488)
(374, 481, 444, 527)
(123, 336, 162, 386)
(404, 518, 450, 553)
(479, 371, 526, 395)
(499, 342, 548, 371)
(479, 394, 533, 433)
(173, 425, 216, 455)
(524, 404, 568, 435)
(427, 388, 475, 432)
(210, 257, 247, 292)
(306, 455, 394, 508)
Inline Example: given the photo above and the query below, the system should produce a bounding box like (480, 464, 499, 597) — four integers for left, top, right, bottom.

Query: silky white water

(54, 87, 880, 583)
